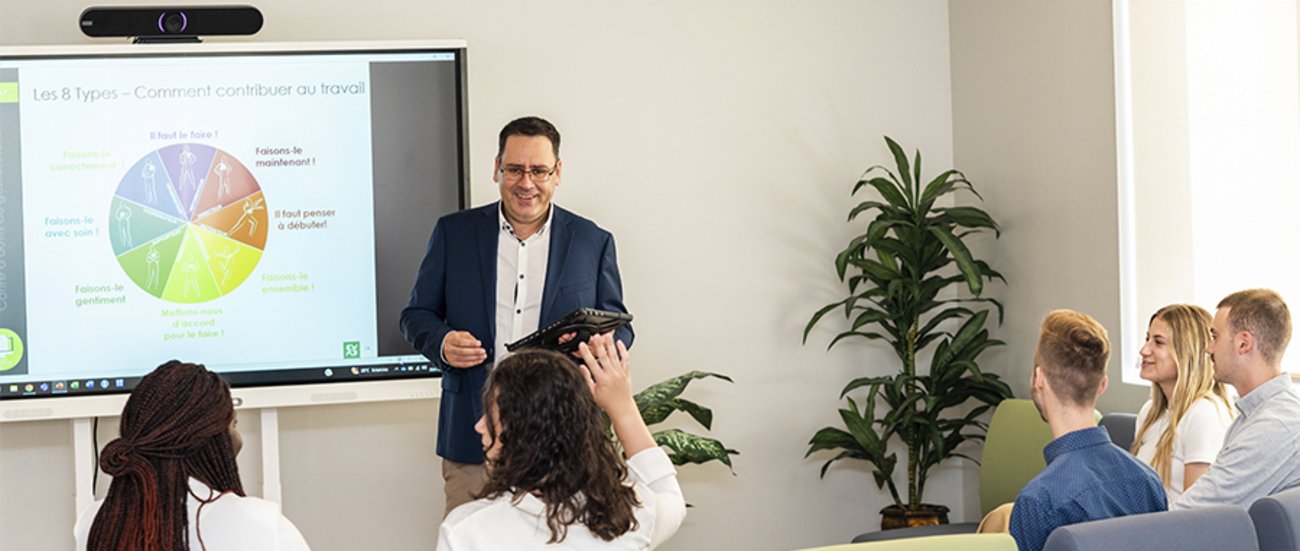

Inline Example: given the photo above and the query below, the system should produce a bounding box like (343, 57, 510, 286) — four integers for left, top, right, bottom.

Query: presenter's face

(1138, 317, 1178, 387)
(494, 135, 560, 232)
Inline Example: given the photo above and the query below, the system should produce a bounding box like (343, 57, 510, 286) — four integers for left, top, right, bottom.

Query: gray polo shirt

(1173, 373, 1300, 509)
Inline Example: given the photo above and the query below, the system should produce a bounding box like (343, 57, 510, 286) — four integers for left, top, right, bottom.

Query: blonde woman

(1132, 304, 1234, 502)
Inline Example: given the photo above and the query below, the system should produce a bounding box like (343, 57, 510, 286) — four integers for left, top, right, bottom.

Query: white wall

(0, 1, 965, 550)
(948, 0, 1150, 415)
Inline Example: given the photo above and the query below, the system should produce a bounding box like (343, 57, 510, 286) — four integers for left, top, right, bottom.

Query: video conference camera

(79, 6, 263, 42)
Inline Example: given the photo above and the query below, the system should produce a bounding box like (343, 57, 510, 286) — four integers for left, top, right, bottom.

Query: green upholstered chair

(850, 398, 1055, 542)
(799, 533, 1018, 551)
(977, 398, 1055, 514)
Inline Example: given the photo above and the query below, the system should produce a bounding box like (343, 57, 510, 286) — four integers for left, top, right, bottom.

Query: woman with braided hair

(73, 360, 310, 550)
(436, 333, 686, 550)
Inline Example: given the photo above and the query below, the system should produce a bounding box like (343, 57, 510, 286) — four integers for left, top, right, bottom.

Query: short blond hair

(1036, 309, 1110, 406)
(1218, 289, 1292, 365)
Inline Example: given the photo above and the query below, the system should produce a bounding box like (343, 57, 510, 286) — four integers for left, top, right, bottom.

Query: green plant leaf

(916, 307, 974, 343)
(932, 310, 991, 372)
(639, 397, 714, 429)
(841, 398, 884, 454)
(934, 206, 1001, 237)
(884, 136, 913, 192)
(839, 376, 896, 398)
(634, 371, 733, 413)
(843, 287, 887, 319)
(851, 308, 891, 332)
(806, 426, 863, 456)
(848, 258, 899, 282)
(827, 330, 891, 350)
(804, 300, 848, 344)
(653, 428, 738, 471)
(911, 149, 922, 205)
(919, 170, 960, 212)
(872, 237, 914, 271)
(817, 450, 868, 479)
(847, 200, 895, 222)
(927, 226, 983, 296)
(856, 177, 911, 212)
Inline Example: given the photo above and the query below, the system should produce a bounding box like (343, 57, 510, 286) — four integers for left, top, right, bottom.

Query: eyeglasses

(500, 164, 557, 183)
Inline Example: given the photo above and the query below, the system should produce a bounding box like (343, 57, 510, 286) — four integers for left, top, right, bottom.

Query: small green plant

(803, 136, 1013, 512)
(636, 371, 738, 470)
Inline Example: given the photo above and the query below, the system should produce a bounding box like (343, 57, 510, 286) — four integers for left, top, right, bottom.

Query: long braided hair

(87, 360, 244, 551)
(478, 349, 641, 543)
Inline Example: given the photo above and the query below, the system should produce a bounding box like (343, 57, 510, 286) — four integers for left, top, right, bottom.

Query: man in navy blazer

(400, 116, 633, 515)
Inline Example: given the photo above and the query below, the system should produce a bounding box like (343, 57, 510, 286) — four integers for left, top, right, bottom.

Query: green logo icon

(343, 341, 361, 359)
(0, 329, 25, 372)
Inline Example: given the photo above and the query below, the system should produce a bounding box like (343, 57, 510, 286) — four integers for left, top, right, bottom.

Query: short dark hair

(497, 116, 561, 159)
(1218, 289, 1292, 365)
(1036, 309, 1110, 406)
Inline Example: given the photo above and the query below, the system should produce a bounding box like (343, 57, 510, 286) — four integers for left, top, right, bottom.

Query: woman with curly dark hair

(73, 360, 310, 550)
(437, 333, 686, 550)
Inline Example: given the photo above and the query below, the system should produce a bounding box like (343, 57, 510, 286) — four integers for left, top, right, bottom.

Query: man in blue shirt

(1010, 310, 1167, 551)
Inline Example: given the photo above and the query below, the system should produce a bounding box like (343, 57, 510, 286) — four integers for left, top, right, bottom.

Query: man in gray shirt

(1173, 288, 1297, 509)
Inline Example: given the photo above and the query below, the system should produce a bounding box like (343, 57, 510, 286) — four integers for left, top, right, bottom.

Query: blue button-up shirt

(1010, 426, 1167, 551)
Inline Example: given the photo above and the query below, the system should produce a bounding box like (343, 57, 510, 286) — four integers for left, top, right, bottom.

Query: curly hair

(87, 360, 244, 551)
(477, 349, 640, 543)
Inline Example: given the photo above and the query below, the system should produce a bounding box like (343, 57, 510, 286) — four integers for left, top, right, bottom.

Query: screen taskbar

(0, 360, 441, 401)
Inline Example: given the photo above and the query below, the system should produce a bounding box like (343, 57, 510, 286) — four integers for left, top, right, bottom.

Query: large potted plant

(803, 136, 1013, 528)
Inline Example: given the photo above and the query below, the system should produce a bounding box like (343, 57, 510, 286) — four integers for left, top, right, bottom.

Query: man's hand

(442, 331, 487, 368)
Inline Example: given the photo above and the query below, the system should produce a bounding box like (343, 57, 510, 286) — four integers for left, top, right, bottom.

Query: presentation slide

(0, 44, 466, 400)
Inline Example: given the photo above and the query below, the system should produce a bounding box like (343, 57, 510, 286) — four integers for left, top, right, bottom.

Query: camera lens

(162, 12, 185, 33)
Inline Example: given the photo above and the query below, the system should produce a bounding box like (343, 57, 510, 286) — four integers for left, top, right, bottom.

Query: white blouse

(437, 447, 686, 551)
(74, 478, 310, 550)
(1135, 396, 1234, 503)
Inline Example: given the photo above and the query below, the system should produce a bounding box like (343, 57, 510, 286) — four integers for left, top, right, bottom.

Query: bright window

(1116, 0, 1300, 383)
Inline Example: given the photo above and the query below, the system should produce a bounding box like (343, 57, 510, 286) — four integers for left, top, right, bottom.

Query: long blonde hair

(1130, 304, 1234, 485)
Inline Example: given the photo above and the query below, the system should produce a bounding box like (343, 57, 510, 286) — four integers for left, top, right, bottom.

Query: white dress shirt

(437, 447, 687, 550)
(74, 478, 310, 550)
(493, 204, 553, 364)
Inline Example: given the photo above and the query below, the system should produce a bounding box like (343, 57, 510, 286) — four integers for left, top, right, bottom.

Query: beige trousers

(978, 502, 1015, 533)
(442, 458, 489, 518)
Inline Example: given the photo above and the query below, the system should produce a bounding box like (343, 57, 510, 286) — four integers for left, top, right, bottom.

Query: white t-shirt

(437, 447, 686, 551)
(74, 478, 311, 550)
(1135, 396, 1234, 503)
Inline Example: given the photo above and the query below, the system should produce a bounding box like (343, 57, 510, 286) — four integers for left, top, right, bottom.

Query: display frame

(0, 40, 467, 421)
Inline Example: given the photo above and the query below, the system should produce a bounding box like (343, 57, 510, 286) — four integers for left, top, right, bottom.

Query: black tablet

(505, 308, 633, 353)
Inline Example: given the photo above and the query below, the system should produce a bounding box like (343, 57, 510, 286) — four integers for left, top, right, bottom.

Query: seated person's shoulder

(203, 493, 289, 530)
(442, 496, 500, 527)
(1137, 399, 1155, 422)
(1180, 397, 1234, 430)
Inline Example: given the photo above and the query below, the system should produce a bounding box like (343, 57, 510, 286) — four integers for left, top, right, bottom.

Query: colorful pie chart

(109, 143, 267, 303)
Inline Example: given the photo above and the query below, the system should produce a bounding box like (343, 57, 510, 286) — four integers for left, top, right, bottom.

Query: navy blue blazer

(400, 202, 634, 464)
